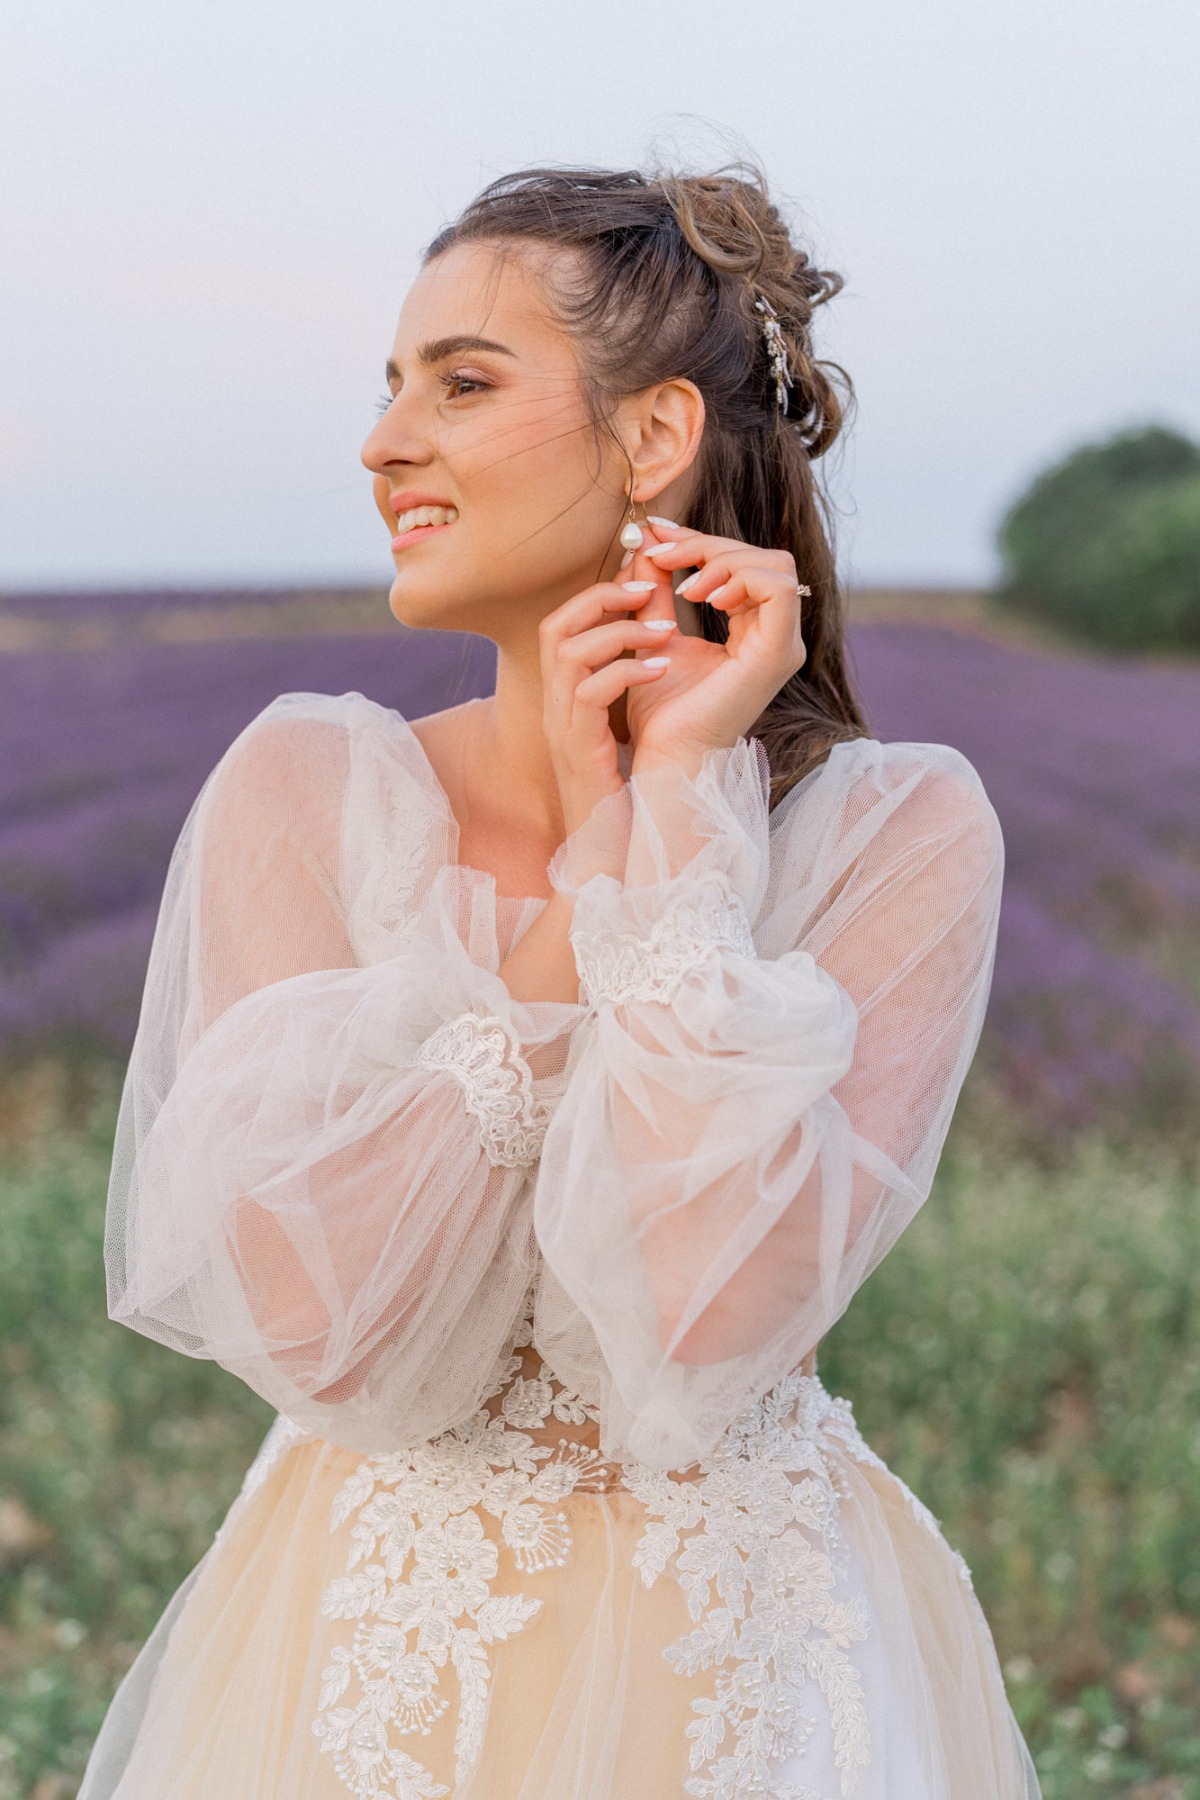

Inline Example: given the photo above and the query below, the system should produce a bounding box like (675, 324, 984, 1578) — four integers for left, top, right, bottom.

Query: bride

(81, 160, 1041, 1797)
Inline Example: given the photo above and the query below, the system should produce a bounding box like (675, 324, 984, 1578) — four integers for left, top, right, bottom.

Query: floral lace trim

(312, 1290, 610, 1798)
(572, 883, 758, 1007)
(236, 1414, 311, 1505)
(822, 1406, 977, 1597)
(312, 1286, 877, 1800)
(626, 1373, 872, 1799)
(415, 1012, 548, 1168)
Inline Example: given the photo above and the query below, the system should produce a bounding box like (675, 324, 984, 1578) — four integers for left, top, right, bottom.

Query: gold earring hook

(620, 487, 646, 551)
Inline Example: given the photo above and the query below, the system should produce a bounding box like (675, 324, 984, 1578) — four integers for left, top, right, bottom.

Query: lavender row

(1, 618, 1197, 1135)
(850, 624, 1200, 1127)
(0, 586, 381, 624)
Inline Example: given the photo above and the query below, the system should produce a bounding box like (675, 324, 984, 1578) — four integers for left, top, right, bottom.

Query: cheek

(371, 475, 393, 530)
(455, 396, 594, 505)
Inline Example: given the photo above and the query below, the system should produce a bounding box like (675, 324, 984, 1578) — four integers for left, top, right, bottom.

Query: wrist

(558, 771, 625, 841)
(631, 737, 736, 784)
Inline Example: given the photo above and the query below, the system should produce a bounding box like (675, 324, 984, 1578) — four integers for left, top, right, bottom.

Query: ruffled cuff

(404, 864, 584, 1166)
(548, 737, 772, 1008)
(415, 1011, 549, 1168)
(570, 877, 757, 1007)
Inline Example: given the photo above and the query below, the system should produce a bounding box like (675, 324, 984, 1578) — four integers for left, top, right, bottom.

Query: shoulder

(806, 735, 998, 829)
(770, 734, 1003, 894)
(199, 691, 428, 839)
(848, 741, 1005, 903)
(213, 691, 419, 788)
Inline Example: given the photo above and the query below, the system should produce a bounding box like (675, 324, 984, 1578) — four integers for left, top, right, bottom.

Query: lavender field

(0, 587, 1198, 1143)
(1, 590, 1198, 1797)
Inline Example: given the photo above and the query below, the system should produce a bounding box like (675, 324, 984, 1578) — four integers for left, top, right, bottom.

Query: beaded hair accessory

(754, 295, 791, 415)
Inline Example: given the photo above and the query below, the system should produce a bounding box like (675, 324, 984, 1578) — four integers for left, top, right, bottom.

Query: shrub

(997, 425, 1200, 651)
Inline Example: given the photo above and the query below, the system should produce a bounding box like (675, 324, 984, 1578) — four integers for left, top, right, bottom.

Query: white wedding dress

(81, 689, 1041, 1799)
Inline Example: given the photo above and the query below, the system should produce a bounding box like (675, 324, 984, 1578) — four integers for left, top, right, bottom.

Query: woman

(82, 162, 1041, 1798)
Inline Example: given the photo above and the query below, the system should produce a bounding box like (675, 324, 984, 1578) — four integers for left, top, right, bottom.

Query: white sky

(2, 0, 1197, 590)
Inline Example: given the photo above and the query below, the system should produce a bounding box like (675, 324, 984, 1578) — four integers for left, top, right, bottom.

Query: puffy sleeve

(532, 733, 1004, 1469)
(104, 693, 584, 1454)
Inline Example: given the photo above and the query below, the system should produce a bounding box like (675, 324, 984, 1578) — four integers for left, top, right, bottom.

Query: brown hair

(426, 160, 871, 807)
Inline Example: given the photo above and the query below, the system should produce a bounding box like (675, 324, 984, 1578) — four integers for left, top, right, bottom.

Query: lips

(391, 502, 458, 535)
(387, 493, 460, 552)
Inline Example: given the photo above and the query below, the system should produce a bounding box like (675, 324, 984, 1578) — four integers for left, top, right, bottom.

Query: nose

(360, 393, 434, 479)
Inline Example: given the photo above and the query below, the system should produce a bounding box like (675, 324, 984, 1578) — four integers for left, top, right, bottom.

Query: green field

(0, 1062, 1197, 1799)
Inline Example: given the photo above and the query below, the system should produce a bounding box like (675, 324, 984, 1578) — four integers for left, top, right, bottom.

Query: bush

(997, 425, 1200, 651)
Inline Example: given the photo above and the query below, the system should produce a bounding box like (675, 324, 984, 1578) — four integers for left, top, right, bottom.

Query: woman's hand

(538, 575, 680, 840)
(624, 519, 810, 779)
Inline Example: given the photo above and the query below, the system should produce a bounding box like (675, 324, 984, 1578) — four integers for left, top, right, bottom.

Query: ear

(622, 379, 706, 505)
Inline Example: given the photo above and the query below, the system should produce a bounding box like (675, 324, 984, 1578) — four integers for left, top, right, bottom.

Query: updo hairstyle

(426, 161, 871, 804)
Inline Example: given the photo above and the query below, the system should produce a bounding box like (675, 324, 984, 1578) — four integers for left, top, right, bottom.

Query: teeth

(394, 504, 458, 534)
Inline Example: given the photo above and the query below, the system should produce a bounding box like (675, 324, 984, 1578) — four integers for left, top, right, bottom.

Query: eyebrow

(385, 335, 517, 380)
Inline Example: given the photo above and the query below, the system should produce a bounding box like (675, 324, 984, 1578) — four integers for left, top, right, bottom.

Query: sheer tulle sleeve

(532, 734, 1004, 1469)
(104, 693, 584, 1454)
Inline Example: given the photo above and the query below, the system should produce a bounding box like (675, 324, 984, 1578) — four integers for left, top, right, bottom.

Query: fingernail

(677, 571, 700, 594)
(642, 618, 677, 632)
(620, 580, 656, 593)
(642, 656, 671, 669)
(707, 583, 729, 605)
(619, 550, 633, 569)
(643, 543, 675, 559)
(648, 515, 681, 528)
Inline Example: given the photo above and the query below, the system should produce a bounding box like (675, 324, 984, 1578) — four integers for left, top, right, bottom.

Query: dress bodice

(471, 1282, 823, 1493)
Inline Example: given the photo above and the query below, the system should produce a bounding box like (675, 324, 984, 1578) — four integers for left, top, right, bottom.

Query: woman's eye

(375, 391, 395, 417)
(440, 370, 488, 399)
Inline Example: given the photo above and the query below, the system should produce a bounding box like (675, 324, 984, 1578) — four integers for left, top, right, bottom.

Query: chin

(386, 574, 480, 636)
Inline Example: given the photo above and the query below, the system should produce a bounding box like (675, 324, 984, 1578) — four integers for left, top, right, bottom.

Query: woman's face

(362, 241, 630, 637)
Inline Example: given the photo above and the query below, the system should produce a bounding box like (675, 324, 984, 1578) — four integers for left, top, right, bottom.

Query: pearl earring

(619, 497, 644, 551)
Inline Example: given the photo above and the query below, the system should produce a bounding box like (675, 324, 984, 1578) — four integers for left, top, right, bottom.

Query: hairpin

(754, 296, 791, 415)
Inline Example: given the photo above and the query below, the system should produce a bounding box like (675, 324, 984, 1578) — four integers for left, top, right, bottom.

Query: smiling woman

(80, 160, 1041, 1800)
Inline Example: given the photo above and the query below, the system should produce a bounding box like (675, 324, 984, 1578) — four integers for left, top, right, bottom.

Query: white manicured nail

(620, 580, 656, 593)
(677, 571, 700, 594)
(642, 655, 671, 669)
(643, 618, 677, 632)
(707, 583, 729, 604)
(643, 542, 675, 559)
(648, 515, 680, 528)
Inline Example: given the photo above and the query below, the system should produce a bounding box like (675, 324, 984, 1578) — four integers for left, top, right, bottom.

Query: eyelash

(375, 371, 489, 416)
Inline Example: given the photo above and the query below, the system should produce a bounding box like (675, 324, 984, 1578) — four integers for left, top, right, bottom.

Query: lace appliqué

(573, 883, 758, 1007)
(312, 1296, 611, 1799)
(313, 1286, 878, 1800)
(415, 1012, 548, 1168)
(624, 1374, 872, 1800)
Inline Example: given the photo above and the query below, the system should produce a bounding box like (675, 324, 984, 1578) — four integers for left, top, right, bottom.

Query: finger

(545, 617, 677, 724)
(573, 655, 671, 711)
(674, 557, 735, 606)
(640, 534, 734, 572)
(644, 519, 745, 558)
(554, 617, 679, 671)
(707, 570, 807, 665)
(644, 519, 793, 562)
(539, 579, 661, 656)
(644, 543, 798, 614)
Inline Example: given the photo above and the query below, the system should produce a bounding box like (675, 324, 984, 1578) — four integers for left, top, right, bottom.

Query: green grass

(0, 1067, 272, 1797)
(0, 1062, 1197, 1798)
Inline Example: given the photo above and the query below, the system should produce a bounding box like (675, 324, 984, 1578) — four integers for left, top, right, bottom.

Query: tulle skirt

(79, 1374, 1040, 1800)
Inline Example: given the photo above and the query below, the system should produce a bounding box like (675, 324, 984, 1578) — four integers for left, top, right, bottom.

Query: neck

(474, 634, 628, 847)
